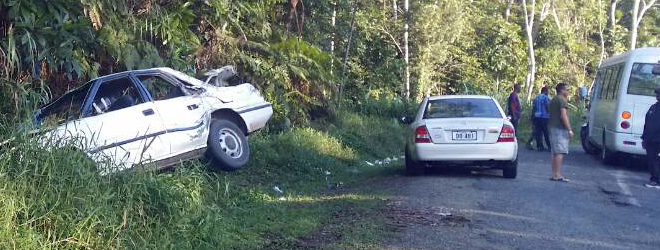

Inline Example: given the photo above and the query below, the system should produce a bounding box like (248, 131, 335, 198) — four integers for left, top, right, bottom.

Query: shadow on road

(410, 167, 506, 179)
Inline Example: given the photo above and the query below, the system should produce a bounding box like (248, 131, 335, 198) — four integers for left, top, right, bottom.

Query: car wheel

(405, 148, 424, 176)
(580, 125, 600, 155)
(600, 133, 617, 165)
(207, 119, 250, 171)
(502, 159, 517, 179)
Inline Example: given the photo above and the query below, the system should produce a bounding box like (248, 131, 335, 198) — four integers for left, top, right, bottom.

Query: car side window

(39, 83, 92, 125)
(138, 75, 185, 101)
(89, 77, 144, 116)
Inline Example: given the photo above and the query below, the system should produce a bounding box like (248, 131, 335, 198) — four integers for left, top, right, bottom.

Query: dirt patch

(384, 200, 472, 231)
(293, 208, 351, 248)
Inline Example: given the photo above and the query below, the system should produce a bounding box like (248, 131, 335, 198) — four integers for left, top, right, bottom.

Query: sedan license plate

(452, 131, 477, 141)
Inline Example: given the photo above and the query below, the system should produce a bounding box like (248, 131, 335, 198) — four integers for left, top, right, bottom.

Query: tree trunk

(532, 2, 551, 39)
(606, 0, 619, 54)
(522, 0, 536, 102)
(631, 0, 640, 50)
(598, 0, 606, 65)
(593, 0, 606, 92)
(338, 4, 358, 106)
(630, 0, 656, 50)
(505, 0, 514, 22)
(404, 0, 410, 99)
(330, 2, 336, 74)
(393, 0, 398, 20)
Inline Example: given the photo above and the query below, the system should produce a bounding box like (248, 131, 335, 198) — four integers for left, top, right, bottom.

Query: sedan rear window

(424, 98, 502, 119)
(627, 63, 660, 96)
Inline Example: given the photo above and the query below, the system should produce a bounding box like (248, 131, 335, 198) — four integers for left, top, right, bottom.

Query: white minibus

(581, 47, 660, 164)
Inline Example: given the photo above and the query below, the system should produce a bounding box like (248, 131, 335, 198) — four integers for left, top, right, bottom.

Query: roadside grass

(0, 110, 405, 250)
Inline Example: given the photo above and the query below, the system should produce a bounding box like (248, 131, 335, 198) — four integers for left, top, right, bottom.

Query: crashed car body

(34, 67, 272, 173)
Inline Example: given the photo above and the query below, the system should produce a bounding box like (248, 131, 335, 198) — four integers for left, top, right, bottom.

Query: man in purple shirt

(507, 85, 522, 132)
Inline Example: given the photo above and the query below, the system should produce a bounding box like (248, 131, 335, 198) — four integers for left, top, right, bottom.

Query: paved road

(384, 145, 660, 250)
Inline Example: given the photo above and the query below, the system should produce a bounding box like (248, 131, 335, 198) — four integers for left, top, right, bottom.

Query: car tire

(207, 119, 250, 171)
(405, 148, 424, 176)
(600, 133, 617, 165)
(580, 125, 600, 155)
(502, 159, 517, 179)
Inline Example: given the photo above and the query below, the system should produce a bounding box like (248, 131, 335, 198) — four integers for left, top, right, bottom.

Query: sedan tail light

(415, 125, 432, 143)
(497, 125, 516, 142)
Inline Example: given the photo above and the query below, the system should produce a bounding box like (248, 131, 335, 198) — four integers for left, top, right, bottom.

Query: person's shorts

(550, 127, 570, 154)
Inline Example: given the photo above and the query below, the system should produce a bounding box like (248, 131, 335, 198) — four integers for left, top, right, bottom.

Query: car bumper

(411, 142, 518, 162)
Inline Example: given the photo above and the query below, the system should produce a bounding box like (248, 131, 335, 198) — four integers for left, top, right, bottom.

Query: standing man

(507, 85, 522, 132)
(549, 83, 573, 182)
(532, 87, 551, 151)
(641, 88, 660, 189)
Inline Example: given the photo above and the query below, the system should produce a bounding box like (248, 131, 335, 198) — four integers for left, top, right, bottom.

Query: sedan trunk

(425, 118, 504, 144)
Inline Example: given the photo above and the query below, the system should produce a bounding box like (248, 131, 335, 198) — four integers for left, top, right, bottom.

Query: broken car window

(138, 75, 185, 101)
(90, 77, 144, 116)
(39, 83, 92, 125)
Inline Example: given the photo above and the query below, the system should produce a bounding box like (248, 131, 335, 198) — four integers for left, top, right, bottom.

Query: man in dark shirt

(642, 88, 660, 189)
(507, 85, 522, 132)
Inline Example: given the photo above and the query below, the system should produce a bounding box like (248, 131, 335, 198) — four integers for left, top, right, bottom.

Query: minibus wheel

(580, 126, 600, 155)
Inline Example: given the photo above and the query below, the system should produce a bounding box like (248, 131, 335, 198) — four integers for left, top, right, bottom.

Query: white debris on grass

(278, 197, 287, 201)
(273, 186, 283, 194)
(365, 161, 375, 166)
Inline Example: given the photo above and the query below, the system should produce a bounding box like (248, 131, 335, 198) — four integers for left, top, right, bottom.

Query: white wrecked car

(33, 67, 272, 173)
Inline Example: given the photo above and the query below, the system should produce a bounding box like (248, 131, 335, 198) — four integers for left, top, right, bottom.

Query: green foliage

(2, 0, 98, 81)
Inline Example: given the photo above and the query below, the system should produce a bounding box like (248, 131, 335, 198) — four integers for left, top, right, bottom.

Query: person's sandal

(550, 177, 570, 182)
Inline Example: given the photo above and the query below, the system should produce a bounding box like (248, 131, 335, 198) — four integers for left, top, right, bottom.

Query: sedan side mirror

(401, 116, 414, 125)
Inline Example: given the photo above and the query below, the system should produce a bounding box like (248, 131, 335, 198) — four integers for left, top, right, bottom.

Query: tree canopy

(2, 0, 660, 125)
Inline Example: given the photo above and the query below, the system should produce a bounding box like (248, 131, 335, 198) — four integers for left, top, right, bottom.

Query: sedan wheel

(207, 119, 250, 171)
(502, 159, 517, 179)
(405, 148, 424, 176)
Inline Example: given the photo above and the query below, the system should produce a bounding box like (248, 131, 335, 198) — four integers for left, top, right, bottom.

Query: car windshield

(627, 63, 660, 96)
(424, 98, 502, 119)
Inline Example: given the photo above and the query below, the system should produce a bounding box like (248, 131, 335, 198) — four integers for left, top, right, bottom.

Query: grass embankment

(0, 110, 406, 250)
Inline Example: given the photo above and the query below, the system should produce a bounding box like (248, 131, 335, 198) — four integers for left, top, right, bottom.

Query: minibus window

(609, 66, 623, 100)
(591, 71, 602, 99)
(600, 68, 613, 100)
(627, 63, 660, 96)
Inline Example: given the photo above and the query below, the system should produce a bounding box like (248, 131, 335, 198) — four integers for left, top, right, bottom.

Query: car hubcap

(219, 128, 243, 159)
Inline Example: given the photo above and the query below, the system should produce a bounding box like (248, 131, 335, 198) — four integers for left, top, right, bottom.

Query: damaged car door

(78, 74, 170, 171)
(135, 72, 209, 162)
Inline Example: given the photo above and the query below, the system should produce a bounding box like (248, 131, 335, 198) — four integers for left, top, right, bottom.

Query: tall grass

(0, 108, 407, 249)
